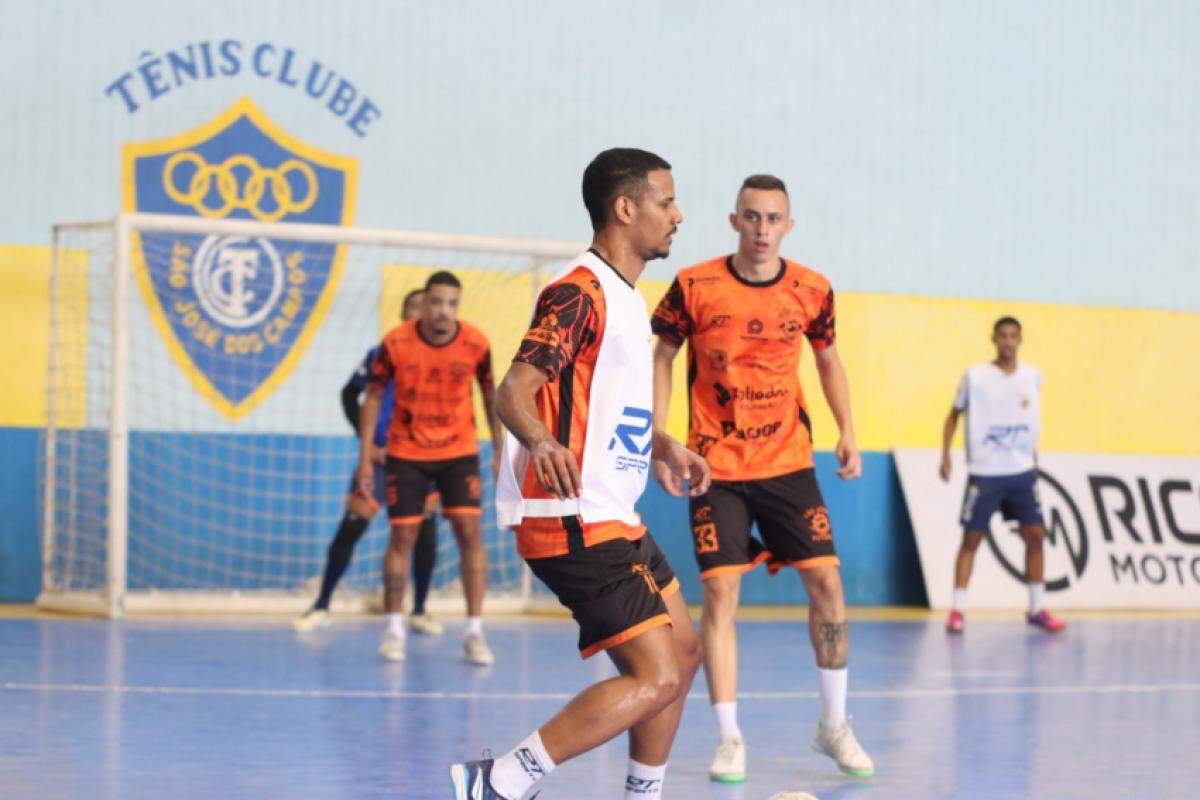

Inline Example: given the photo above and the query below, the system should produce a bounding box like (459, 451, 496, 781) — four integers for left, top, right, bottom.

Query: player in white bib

(450, 148, 709, 800)
(940, 316, 1066, 633)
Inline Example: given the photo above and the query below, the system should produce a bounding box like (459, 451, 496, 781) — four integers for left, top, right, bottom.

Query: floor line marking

(4, 681, 1200, 702)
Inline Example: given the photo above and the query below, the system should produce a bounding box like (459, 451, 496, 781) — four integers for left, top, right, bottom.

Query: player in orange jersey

(293, 289, 445, 636)
(356, 271, 503, 665)
(451, 148, 709, 800)
(651, 174, 873, 780)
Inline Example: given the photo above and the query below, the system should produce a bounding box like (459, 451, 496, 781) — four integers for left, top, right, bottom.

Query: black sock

(410, 514, 438, 615)
(315, 513, 370, 610)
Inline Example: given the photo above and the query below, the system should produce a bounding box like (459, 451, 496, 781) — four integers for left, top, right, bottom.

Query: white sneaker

(709, 737, 747, 783)
(377, 631, 406, 661)
(461, 631, 494, 666)
(811, 718, 874, 777)
(292, 608, 330, 633)
(409, 612, 444, 635)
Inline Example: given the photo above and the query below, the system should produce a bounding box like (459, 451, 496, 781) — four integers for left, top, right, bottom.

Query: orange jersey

(651, 255, 836, 481)
(509, 261, 646, 559)
(369, 319, 494, 461)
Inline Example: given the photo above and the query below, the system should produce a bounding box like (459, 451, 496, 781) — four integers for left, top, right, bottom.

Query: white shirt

(953, 362, 1042, 476)
(495, 251, 653, 528)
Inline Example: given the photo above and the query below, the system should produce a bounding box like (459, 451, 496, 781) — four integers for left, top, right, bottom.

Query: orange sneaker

(946, 610, 965, 633)
(1027, 609, 1067, 632)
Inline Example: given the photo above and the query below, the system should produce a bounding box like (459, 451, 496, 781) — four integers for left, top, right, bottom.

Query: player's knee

(804, 568, 842, 605)
(702, 578, 739, 619)
(644, 662, 682, 709)
(960, 532, 985, 553)
(678, 632, 703, 679)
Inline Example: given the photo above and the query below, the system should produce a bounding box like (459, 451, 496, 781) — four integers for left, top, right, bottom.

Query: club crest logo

(123, 96, 358, 419)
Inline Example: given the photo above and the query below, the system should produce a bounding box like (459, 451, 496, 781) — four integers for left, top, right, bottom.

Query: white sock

(490, 729, 555, 800)
(386, 613, 406, 638)
(624, 759, 667, 799)
(1028, 582, 1045, 614)
(712, 701, 742, 741)
(952, 588, 967, 612)
(465, 616, 484, 637)
(818, 668, 848, 729)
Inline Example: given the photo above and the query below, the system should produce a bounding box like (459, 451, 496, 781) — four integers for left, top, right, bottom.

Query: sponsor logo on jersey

(610, 406, 653, 473)
(713, 382, 788, 408)
(125, 96, 357, 419)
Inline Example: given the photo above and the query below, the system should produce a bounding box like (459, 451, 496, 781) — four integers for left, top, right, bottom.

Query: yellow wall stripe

(9, 254, 1198, 457)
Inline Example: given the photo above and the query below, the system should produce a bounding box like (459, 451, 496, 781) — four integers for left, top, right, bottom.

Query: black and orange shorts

(689, 467, 839, 580)
(527, 531, 679, 659)
(386, 454, 480, 524)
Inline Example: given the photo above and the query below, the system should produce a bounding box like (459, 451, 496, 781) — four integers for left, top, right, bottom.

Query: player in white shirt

(939, 316, 1066, 634)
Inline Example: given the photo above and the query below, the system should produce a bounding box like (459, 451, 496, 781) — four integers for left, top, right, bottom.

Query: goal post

(39, 212, 583, 617)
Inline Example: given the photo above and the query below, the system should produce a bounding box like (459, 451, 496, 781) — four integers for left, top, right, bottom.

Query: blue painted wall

(2, 428, 925, 605)
(0, 428, 41, 602)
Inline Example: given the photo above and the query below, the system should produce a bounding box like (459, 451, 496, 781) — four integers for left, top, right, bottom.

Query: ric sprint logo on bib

(609, 406, 653, 474)
(123, 96, 358, 419)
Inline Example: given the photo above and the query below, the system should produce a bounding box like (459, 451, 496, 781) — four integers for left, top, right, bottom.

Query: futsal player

(449, 149, 709, 800)
(357, 272, 504, 664)
(294, 290, 444, 635)
(940, 316, 1066, 633)
(651, 174, 873, 780)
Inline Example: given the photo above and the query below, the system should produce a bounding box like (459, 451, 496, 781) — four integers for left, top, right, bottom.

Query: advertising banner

(895, 449, 1200, 610)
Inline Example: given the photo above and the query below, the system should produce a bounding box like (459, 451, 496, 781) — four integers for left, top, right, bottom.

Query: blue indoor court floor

(2, 611, 1198, 800)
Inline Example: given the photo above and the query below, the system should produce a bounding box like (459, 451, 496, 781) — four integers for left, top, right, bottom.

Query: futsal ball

(766, 793, 819, 800)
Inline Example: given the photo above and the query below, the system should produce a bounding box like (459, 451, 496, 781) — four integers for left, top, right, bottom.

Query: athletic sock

(1028, 582, 1045, 615)
(386, 613, 406, 638)
(411, 514, 437, 615)
(624, 759, 667, 799)
(818, 667, 848, 729)
(952, 588, 967, 613)
(712, 701, 742, 741)
(315, 513, 370, 610)
(465, 616, 484, 638)
(490, 729, 555, 800)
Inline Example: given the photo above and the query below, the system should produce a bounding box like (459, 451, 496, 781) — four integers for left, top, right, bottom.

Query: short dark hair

(424, 271, 461, 292)
(994, 315, 1021, 333)
(582, 148, 672, 231)
(402, 288, 424, 307)
(740, 174, 788, 196)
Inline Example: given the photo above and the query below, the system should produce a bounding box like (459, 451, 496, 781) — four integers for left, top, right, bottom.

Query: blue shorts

(960, 470, 1044, 531)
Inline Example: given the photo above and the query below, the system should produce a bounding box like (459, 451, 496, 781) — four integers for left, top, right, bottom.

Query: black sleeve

(341, 378, 361, 433)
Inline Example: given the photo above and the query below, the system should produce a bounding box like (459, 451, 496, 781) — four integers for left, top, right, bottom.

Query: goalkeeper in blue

(294, 289, 443, 635)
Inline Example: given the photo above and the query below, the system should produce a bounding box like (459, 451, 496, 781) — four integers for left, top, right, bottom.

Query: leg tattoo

(815, 621, 849, 669)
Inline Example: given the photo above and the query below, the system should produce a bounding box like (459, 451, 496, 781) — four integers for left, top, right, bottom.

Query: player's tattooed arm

(815, 621, 849, 669)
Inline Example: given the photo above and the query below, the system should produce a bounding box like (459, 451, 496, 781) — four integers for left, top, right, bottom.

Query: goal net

(39, 213, 582, 617)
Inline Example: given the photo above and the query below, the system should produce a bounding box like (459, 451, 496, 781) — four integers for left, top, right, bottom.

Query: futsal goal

(38, 212, 582, 617)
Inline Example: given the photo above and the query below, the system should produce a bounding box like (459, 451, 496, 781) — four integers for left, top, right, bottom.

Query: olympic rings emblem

(162, 152, 318, 222)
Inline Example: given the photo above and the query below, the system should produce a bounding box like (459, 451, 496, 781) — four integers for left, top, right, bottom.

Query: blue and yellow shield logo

(123, 96, 358, 419)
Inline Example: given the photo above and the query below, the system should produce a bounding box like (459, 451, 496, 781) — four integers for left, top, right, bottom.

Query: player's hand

(652, 459, 684, 497)
(356, 459, 375, 498)
(939, 453, 952, 482)
(835, 435, 862, 480)
(370, 445, 386, 466)
(653, 440, 711, 497)
(530, 437, 581, 499)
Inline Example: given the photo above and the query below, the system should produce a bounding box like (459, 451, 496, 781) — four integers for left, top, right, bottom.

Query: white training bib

(496, 251, 654, 527)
